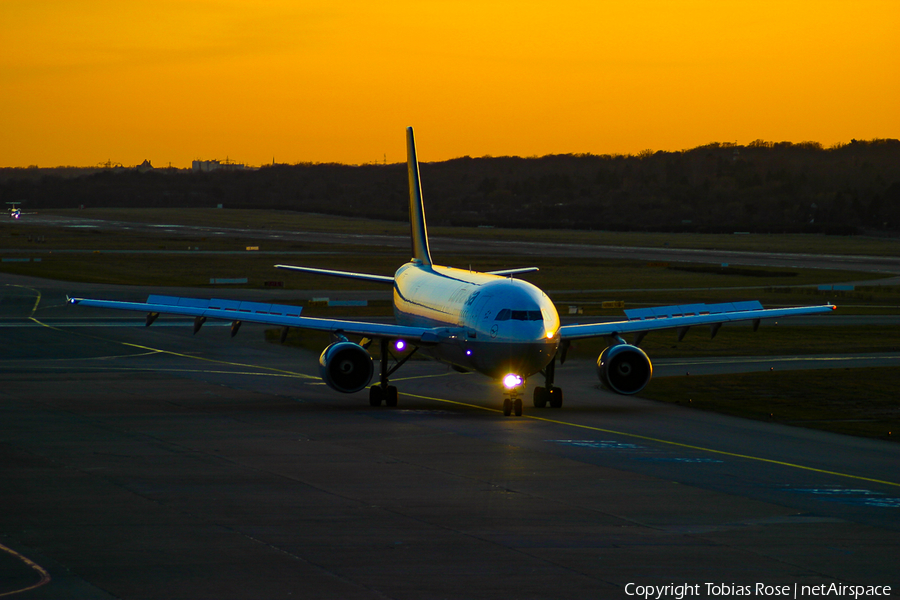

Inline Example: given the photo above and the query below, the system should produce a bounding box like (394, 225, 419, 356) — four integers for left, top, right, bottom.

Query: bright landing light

(503, 374, 523, 389)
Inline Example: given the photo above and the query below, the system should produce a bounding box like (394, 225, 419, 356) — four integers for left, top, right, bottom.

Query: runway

(23, 213, 900, 274)
(1, 276, 898, 598)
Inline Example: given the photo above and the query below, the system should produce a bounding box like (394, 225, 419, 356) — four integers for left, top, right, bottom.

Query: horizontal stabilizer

(275, 264, 394, 284)
(486, 267, 539, 277)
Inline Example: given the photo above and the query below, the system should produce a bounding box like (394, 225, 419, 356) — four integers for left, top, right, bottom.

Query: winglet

(406, 127, 433, 266)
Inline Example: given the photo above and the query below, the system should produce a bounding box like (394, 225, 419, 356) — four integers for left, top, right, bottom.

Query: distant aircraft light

(503, 373, 523, 389)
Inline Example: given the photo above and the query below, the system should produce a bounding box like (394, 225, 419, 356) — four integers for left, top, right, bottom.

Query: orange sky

(2, 1, 898, 168)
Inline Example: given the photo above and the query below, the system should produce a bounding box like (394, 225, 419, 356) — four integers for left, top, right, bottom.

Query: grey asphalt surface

(1, 275, 898, 599)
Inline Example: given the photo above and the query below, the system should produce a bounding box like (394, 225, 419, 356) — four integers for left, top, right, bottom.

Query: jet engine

(596, 344, 652, 395)
(319, 342, 374, 393)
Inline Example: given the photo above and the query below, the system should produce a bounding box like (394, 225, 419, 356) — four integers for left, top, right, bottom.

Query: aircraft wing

(68, 294, 442, 342)
(559, 301, 836, 341)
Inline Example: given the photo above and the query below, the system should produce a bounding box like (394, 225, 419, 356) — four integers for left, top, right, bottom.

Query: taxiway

(1, 275, 898, 599)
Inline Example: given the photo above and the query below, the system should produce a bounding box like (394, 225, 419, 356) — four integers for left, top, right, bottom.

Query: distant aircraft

(70, 128, 836, 416)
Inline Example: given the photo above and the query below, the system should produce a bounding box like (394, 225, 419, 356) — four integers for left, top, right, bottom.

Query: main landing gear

(533, 356, 563, 409)
(369, 382, 398, 407)
(369, 338, 416, 407)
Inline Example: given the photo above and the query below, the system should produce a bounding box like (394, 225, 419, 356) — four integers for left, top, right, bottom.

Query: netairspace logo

(624, 582, 892, 599)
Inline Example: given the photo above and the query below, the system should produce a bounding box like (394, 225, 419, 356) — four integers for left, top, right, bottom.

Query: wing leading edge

(68, 295, 443, 342)
(559, 301, 836, 341)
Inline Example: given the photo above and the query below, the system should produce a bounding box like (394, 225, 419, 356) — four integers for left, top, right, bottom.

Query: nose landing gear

(502, 392, 523, 417)
(501, 373, 525, 416)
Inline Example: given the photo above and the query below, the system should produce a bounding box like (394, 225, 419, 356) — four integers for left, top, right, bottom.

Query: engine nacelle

(596, 344, 652, 395)
(319, 342, 374, 393)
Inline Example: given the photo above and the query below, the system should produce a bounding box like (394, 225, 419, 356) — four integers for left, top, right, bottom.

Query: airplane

(69, 127, 836, 416)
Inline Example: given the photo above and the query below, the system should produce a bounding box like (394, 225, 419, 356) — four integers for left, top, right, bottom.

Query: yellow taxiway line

(403, 392, 900, 489)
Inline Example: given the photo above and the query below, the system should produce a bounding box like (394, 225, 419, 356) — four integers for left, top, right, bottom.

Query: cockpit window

(495, 309, 542, 321)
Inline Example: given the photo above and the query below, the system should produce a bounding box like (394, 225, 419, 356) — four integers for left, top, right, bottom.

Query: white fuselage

(393, 261, 560, 380)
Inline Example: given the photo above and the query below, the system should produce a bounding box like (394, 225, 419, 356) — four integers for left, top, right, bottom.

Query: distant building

(137, 159, 154, 173)
(193, 160, 218, 172)
(192, 158, 246, 172)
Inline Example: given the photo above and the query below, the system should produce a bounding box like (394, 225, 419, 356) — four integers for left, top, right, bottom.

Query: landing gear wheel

(370, 384, 398, 407)
(533, 386, 548, 408)
(548, 387, 563, 408)
(513, 398, 523, 416)
(385, 385, 398, 407)
(369, 385, 383, 407)
(503, 398, 512, 416)
(539, 357, 563, 409)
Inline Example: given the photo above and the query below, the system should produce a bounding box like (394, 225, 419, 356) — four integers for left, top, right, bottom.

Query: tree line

(2, 138, 899, 235)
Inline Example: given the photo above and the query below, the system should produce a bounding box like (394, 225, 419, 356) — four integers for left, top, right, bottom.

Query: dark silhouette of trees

(2, 138, 899, 234)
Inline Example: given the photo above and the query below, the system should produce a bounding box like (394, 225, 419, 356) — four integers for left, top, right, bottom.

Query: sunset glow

(2, 1, 897, 167)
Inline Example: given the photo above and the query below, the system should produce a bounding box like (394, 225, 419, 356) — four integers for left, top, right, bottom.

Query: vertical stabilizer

(406, 127, 433, 266)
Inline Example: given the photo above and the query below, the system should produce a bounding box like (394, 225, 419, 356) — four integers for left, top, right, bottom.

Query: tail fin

(406, 126, 433, 266)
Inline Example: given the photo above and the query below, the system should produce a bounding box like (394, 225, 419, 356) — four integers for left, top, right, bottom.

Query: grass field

(564, 325, 900, 359)
(1, 216, 890, 296)
(40, 207, 900, 257)
(641, 367, 899, 441)
(2, 249, 895, 315)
